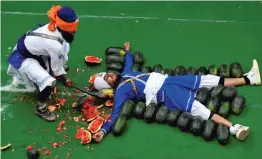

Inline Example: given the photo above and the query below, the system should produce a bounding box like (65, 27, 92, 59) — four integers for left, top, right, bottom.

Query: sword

(71, 84, 106, 98)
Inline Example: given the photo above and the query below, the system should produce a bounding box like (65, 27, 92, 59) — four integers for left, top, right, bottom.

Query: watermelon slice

(53, 87, 58, 95)
(89, 74, 97, 84)
(81, 130, 92, 144)
(105, 100, 113, 107)
(96, 104, 104, 108)
(75, 127, 85, 139)
(85, 56, 102, 66)
(82, 106, 99, 121)
(87, 116, 104, 133)
(55, 98, 65, 106)
(82, 97, 95, 108)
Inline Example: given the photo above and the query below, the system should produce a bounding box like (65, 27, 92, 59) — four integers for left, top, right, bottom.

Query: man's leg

(19, 58, 56, 121)
(64, 65, 69, 72)
(191, 100, 250, 140)
(200, 59, 261, 89)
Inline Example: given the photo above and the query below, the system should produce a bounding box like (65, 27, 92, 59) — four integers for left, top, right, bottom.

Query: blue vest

(8, 24, 47, 69)
(8, 24, 63, 70)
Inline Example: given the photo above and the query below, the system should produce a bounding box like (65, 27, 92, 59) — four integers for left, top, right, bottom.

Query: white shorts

(190, 75, 220, 120)
(7, 58, 56, 92)
(191, 100, 211, 120)
(199, 75, 220, 90)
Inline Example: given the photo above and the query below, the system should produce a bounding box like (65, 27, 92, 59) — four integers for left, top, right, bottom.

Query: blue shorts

(157, 75, 201, 112)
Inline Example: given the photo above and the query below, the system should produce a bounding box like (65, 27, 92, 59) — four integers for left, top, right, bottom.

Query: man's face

(104, 73, 118, 88)
(58, 27, 75, 44)
(63, 31, 75, 44)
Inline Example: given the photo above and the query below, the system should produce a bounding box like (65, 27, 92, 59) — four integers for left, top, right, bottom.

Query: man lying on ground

(92, 42, 261, 142)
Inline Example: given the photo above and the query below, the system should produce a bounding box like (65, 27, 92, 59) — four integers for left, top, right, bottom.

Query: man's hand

(64, 78, 72, 87)
(123, 42, 130, 51)
(59, 75, 72, 87)
(93, 130, 105, 142)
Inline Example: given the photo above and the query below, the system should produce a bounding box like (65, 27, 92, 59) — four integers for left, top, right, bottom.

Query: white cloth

(7, 58, 56, 92)
(93, 72, 112, 90)
(191, 75, 219, 119)
(199, 75, 220, 90)
(143, 72, 168, 106)
(191, 100, 211, 120)
(63, 42, 70, 64)
(24, 24, 68, 76)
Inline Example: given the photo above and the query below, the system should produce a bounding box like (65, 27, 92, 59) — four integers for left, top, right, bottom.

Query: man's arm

(63, 42, 70, 64)
(121, 42, 133, 75)
(49, 48, 67, 77)
(121, 50, 133, 75)
(100, 88, 129, 134)
(49, 47, 72, 87)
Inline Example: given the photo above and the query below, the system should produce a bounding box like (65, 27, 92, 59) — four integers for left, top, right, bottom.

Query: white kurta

(143, 72, 168, 106)
(7, 24, 70, 92)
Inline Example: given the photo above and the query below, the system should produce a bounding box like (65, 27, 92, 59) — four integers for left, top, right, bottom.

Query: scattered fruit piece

(53, 143, 58, 149)
(71, 102, 77, 108)
(1, 144, 11, 150)
(48, 105, 56, 112)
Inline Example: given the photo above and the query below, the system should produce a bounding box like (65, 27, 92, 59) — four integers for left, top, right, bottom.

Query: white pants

(190, 75, 220, 120)
(7, 58, 56, 92)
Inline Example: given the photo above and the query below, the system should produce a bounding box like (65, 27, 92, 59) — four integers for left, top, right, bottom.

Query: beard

(57, 27, 75, 44)
(62, 32, 75, 44)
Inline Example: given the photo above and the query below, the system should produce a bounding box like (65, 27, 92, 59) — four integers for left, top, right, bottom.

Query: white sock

(37, 102, 47, 111)
(229, 125, 237, 135)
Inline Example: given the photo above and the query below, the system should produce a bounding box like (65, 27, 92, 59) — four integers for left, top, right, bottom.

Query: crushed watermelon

(85, 56, 102, 64)
(89, 74, 97, 84)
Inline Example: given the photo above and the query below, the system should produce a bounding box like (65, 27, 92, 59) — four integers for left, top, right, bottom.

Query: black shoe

(35, 109, 56, 122)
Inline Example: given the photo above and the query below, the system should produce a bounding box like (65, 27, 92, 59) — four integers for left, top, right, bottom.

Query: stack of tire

(105, 47, 126, 75)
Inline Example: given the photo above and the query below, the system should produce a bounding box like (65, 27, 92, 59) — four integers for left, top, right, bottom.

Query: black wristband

(244, 75, 250, 85)
(219, 77, 225, 85)
(208, 112, 215, 119)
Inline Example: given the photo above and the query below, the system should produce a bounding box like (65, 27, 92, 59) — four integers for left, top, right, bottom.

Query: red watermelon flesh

(81, 97, 100, 121)
(89, 74, 97, 84)
(82, 97, 95, 109)
(85, 56, 102, 64)
(81, 130, 92, 144)
(82, 106, 99, 121)
(87, 116, 104, 133)
(75, 127, 85, 139)
(105, 100, 113, 107)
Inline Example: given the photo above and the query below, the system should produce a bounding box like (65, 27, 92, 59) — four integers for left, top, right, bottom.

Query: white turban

(93, 72, 112, 90)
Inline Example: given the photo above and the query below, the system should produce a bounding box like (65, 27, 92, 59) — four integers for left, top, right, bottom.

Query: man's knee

(191, 100, 211, 120)
(199, 75, 221, 90)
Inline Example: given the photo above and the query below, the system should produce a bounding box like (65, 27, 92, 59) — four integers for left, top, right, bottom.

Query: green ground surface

(1, 1, 262, 159)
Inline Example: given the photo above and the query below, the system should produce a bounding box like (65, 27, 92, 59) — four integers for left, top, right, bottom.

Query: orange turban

(47, 5, 79, 32)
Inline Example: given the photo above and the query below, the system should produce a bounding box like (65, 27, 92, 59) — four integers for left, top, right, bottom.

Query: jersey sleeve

(121, 50, 133, 75)
(63, 42, 70, 64)
(48, 46, 67, 76)
(100, 85, 131, 135)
